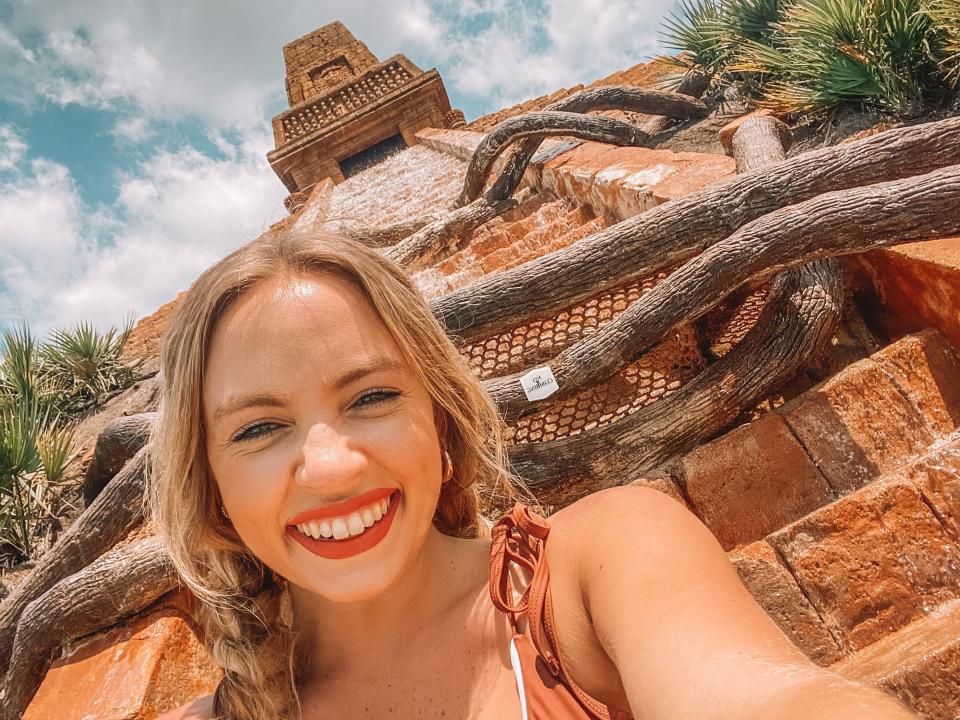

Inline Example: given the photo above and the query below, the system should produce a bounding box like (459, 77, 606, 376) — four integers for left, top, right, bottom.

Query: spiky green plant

(0, 324, 43, 405)
(40, 317, 141, 412)
(927, 0, 960, 84)
(660, 0, 729, 86)
(0, 397, 47, 559)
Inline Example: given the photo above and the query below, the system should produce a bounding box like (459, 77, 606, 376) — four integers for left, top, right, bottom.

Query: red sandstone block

(677, 412, 835, 551)
(25, 601, 221, 720)
(768, 476, 960, 652)
(729, 539, 843, 665)
(897, 434, 960, 541)
(833, 598, 960, 720)
(872, 330, 960, 437)
(860, 238, 960, 353)
(780, 356, 936, 496)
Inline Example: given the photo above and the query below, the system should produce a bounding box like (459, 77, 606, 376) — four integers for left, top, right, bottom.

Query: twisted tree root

(507, 113, 845, 491)
(0, 537, 177, 720)
(637, 69, 711, 139)
(433, 116, 960, 344)
(83, 412, 155, 506)
(386, 197, 519, 270)
(390, 106, 682, 269)
(0, 447, 149, 679)
(509, 262, 844, 487)
(485, 163, 960, 421)
(362, 85, 709, 254)
(341, 215, 441, 248)
(479, 84, 708, 206)
(456, 111, 650, 207)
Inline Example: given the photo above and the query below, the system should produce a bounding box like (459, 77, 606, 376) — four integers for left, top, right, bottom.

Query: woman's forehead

(204, 273, 408, 393)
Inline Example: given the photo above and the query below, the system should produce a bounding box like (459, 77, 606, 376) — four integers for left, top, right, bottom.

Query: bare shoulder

(546, 484, 693, 557)
(156, 694, 215, 720)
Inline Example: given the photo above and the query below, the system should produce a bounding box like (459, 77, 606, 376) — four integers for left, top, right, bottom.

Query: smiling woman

(149, 229, 919, 720)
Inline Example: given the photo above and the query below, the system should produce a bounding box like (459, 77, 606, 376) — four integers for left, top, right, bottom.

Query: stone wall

(282, 21, 379, 105)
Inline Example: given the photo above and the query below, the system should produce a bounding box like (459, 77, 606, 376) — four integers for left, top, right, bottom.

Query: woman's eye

(354, 388, 400, 409)
(232, 422, 279, 443)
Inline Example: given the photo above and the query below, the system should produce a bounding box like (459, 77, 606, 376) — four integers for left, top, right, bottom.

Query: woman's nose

(296, 422, 367, 492)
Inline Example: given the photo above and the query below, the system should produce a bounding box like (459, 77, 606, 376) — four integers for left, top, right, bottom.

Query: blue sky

(0, 0, 677, 336)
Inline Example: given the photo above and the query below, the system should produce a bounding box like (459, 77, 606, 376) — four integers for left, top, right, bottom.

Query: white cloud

(0, 125, 28, 171)
(110, 116, 153, 145)
(1, 1, 452, 128)
(433, 0, 674, 109)
(0, 126, 286, 335)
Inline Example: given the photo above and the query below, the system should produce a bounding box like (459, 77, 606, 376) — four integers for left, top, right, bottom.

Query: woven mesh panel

(421, 198, 767, 445)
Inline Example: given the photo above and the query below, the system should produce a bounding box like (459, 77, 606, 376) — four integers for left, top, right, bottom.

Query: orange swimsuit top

(489, 504, 633, 720)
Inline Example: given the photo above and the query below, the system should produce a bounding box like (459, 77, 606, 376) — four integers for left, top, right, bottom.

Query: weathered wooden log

(513, 112, 843, 491)
(374, 86, 708, 266)
(730, 115, 794, 170)
(82, 412, 156, 506)
(509, 262, 844, 487)
(485, 163, 960, 420)
(432, 116, 960, 343)
(0, 537, 177, 720)
(388, 111, 651, 269)
(457, 111, 650, 207)
(386, 197, 519, 270)
(481, 85, 709, 205)
(637, 69, 711, 138)
(342, 215, 440, 248)
(0, 447, 148, 679)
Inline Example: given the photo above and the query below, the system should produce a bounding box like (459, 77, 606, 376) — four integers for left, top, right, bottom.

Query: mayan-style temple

(5, 17, 960, 720)
(267, 22, 462, 193)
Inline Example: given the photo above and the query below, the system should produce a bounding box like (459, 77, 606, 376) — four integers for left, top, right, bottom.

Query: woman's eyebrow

(212, 357, 404, 423)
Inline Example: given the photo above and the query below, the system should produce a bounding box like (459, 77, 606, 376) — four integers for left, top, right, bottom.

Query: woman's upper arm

(568, 485, 824, 720)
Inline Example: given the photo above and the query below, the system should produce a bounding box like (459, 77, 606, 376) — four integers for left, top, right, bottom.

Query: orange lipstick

(286, 488, 399, 560)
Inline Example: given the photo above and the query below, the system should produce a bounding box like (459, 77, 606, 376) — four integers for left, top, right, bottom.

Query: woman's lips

(287, 486, 395, 526)
(286, 489, 399, 560)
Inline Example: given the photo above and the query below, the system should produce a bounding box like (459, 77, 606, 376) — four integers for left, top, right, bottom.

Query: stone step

(831, 598, 960, 720)
(670, 329, 960, 551)
(728, 435, 960, 719)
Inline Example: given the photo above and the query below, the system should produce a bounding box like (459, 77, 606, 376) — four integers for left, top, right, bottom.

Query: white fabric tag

(519, 366, 559, 402)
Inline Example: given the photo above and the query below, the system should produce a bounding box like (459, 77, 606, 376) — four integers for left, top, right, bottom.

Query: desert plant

(927, 0, 960, 83)
(0, 399, 78, 564)
(746, 0, 940, 114)
(663, 0, 957, 115)
(40, 317, 141, 412)
(0, 324, 43, 406)
(661, 0, 730, 85)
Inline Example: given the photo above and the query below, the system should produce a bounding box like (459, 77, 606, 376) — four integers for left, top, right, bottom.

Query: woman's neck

(289, 527, 491, 683)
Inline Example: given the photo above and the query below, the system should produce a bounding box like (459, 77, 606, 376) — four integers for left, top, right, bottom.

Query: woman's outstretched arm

(557, 485, 918, 720)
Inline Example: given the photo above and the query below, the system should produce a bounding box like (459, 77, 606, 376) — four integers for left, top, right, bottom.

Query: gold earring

(441, 449, 454, 484)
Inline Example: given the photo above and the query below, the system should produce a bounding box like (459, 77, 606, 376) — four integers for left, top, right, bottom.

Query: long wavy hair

(147, 227, 525, 719)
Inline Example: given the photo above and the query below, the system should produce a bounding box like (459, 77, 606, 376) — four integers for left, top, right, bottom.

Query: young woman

(153, 229, 917, 720)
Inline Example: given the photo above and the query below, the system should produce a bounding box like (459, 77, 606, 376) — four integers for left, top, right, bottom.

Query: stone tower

(267, 22, 461, 194)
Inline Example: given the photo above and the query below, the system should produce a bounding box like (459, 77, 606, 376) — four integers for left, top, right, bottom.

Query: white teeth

(294, 493, 396, 541)
(331, 517, 349, 540)
(361, 508, 375, 527)
(346, 512, 365, 537)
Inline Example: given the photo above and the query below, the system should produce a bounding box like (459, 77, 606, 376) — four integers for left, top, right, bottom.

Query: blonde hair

(147, 227, 525, 719)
